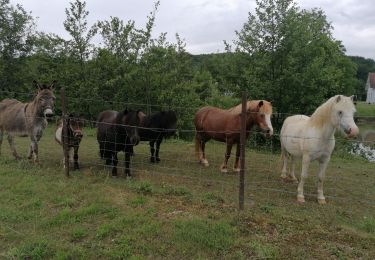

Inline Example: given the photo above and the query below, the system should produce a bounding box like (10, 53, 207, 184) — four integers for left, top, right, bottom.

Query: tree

(231, 0, 358, 115)
(63, 0, 96, 64)
(63, 0, 97, 116)
(0, 0, 35, 98)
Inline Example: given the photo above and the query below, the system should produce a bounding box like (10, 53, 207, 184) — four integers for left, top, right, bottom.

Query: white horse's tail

(280, 142, 288, 170)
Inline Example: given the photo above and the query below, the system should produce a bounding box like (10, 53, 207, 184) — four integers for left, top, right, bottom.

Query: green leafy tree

(0, 0, 35, 98)
(231, 0, 357, 115)
(63, 0, 97, 116)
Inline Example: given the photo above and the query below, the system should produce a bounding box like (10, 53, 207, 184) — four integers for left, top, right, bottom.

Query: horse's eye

(338, 111, 343, 116)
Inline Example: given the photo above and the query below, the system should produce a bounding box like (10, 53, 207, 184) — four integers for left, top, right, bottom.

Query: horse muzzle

(73, 130, 83, 139)
(263, 128, 273, 138)
(344, 126, 359, 138)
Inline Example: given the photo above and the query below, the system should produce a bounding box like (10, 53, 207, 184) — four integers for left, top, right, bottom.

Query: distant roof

(369, 73, 375, 89)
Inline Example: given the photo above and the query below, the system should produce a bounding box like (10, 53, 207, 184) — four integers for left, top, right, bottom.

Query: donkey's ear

(336, 95, 341, 103)
(258, 100, 264, 108)
(33, 80, 40, 90)
(50, 80, 57, 89)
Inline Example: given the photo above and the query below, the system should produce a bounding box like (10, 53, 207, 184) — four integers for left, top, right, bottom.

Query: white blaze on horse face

(265, 113, 273, 136)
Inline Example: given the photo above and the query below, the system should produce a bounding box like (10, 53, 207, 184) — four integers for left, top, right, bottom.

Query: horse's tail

(99, 142, 105, 160)
(280, 143, 289, 170)
(195, 132, 201, 161)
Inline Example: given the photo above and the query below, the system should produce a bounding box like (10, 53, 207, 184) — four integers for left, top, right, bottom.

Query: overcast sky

(11, 0, 375, 60)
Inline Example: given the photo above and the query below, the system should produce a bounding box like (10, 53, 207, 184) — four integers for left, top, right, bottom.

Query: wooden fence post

(239, 92, 247, 210)
(61, 88, 70, 177)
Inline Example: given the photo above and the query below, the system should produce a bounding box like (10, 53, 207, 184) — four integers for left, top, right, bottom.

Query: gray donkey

(0, 80, 56, 162)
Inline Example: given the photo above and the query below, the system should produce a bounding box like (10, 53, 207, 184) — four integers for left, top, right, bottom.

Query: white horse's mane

(308, 95, 338, 128)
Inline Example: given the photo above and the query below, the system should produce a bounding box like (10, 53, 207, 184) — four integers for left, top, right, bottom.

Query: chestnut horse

(194, 100, 273, 173)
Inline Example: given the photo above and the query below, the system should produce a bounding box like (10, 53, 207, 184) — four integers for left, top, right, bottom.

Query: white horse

(280, 95, 359, 204)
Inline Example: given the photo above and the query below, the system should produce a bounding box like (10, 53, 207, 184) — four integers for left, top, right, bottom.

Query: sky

(10, 0, 375, 60)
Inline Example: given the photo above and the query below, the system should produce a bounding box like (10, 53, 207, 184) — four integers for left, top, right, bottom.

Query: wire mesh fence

(0, 89, 374, 211)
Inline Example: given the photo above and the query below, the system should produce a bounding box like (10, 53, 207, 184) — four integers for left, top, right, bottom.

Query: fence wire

(0, 90, 374, 211)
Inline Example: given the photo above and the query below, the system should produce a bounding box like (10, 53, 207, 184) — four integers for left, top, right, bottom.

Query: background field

(0, 125, 374, 259)
(356, 102, 375, 117)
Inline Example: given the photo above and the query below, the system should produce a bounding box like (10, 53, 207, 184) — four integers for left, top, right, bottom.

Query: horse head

(251, 100, 273, 137)
(33, 80, 56, 119)
(68, 113, 84, 140)
(331, 95, 359, 138)
(118, 109, 141, 145)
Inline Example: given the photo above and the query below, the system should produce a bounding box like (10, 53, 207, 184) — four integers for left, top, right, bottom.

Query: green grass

(0, 126, 375, 258)
(356, 101, 375, 117)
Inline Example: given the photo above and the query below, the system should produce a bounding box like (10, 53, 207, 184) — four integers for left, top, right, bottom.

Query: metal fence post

(61, 88, 70, 177)
(239, 91, 247, 210)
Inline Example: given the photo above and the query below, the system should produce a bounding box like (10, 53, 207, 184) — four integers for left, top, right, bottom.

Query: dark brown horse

(96, 110, 141, 177)
(55, 114, 84, 170)
(138, 110, 177, 163)
(0, 80, 56, 162)
(194, 100, 273, 173)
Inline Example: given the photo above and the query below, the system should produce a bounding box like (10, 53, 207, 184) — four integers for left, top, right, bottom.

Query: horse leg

(27, 144, 33, 160)
(73, 146, 80, 170)
(200, 140, 209, 166)
(221, 143, 233, 173)
(31, 140, 39, 163)
(233, 143, 241, 172)
(124, 150, 131, 178)
(155, 139, 162, 162)
(316, 157, 330, 204)
(7, 135, 20, 160)
(297, 154, 310, 203)
(289, 156, 298, 183)
(150, 141, 156, 163)
(111, 153, 118, 177)
(195, 133, 209, 166)
(280, 146, 288, 179)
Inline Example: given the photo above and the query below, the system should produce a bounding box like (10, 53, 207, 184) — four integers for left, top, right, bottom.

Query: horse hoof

(220, 168, 228, 173)
(280, 174, 287, 180)
(156, 158, 160, 163)
(318, 199, 326, 205)
(297, 197, 305, 203)
(200, 160, 209, 167)
(150, 158, 155, 163)
(233, 168, 240, 173)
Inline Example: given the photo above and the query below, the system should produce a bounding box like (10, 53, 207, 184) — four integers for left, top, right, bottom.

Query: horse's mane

(228, 100, 272, 114)
(309, 95, 339, 128)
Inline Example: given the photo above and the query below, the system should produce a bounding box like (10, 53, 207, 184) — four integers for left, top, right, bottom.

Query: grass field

(356, 101, 375, 117)
(1, 126, 375, 259)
